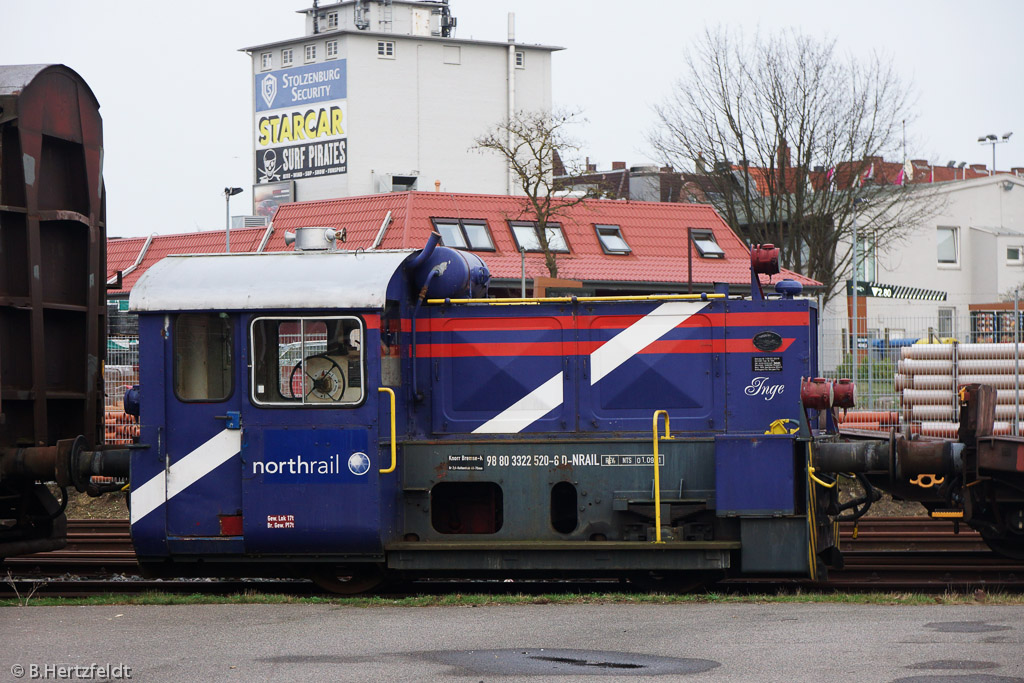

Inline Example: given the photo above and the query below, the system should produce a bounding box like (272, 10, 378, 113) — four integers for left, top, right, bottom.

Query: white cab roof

(129, 250, 415, 312)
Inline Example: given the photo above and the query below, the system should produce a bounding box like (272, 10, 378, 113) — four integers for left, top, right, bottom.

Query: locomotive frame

(126, 229, 840, 590)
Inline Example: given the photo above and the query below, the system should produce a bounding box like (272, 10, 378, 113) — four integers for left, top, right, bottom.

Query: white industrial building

(812, 172, 1024, 395)
(241, 0, 558, 212)
(828, 174, 1024, 338)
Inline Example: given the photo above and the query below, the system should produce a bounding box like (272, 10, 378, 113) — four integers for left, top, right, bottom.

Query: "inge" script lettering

(744, 376, 785, 400)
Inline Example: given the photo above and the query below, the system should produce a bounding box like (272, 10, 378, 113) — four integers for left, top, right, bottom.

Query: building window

(509, 221, 569, 253)
(691, 229, 725, 258)
(281, 48, 293, 66)
(260, 52, 272, 70)
(856, 237, 876, 282)
(515, 51, 525, 68)
(326, 11, 338, 29)
(1007, 246, 1023, 264)
(326, 40, 338, 59)
(378, 40, 395, 58)
(595, 224, 630, 254)
(304, 44, 317, 62)
(174, 314, 233, 402)
(938, 307, 955, 338)
(432, 219, 495, 251)
(250, 316, 365, 407)
(443, 45, 461, 65)
(937, 226, 958, 264)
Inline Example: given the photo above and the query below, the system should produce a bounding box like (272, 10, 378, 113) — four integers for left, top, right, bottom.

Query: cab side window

(174, 313, 233, 401)
(380, 301, 401, 387)
(251, 316, 365, 406)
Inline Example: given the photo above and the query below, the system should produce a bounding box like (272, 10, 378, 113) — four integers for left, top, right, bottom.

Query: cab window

(250, 316, 365, 406)
(174, 313, 233, 401)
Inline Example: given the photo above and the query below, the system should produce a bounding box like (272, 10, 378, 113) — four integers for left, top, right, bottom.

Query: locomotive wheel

(979, 528, 1024, 560)
(311, 566, 385, 594)
(982, 537, 1024, 560)
(977, 506, 1024, 560)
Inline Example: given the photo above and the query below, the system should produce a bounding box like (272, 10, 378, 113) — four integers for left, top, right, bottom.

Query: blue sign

(255, 61, 347, 112)
(254, 428, 368, 484)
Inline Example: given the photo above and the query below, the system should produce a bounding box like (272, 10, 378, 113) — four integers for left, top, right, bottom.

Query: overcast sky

(2, 0, 1021, 238)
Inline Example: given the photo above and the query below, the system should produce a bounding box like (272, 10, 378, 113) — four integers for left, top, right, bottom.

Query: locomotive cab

(128, 243, 415, 587)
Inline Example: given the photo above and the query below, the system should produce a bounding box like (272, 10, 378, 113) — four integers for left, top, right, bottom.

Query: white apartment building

(828, 173, 1024, 343)
(242, 0, 558, 210)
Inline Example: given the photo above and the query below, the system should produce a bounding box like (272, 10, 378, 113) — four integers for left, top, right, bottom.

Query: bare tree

(649, 27, 941, 303)
(474, 108, 591, 278)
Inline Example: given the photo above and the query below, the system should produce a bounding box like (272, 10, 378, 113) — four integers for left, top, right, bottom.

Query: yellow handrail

(426, 293, 727, 305)
(652, 410, 673, 544)
(378, 387, 397, 474)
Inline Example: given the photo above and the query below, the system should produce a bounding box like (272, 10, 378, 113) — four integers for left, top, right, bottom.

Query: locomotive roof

(129, 249, 415, 312)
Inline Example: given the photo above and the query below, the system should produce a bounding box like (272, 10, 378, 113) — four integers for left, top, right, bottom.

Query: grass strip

(3, 589, 1023, 608)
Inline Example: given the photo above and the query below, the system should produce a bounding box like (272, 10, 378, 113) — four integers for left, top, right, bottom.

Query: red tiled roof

(270, 192, 819, 288)
(106, 192, 819, 295)
(106, 236, 147, 278)
(107, 227, 269, 295)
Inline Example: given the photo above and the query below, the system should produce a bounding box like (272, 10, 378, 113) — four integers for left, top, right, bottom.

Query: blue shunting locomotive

(126, 227, 842, 591)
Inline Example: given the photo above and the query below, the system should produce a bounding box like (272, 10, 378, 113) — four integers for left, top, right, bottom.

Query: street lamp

(851, 197, 868, 383)
(224, 187, 243, 252)
(978, 132, 1012, 176)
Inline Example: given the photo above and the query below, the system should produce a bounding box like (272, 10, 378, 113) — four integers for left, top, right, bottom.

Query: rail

(6, 518, 1021, 597)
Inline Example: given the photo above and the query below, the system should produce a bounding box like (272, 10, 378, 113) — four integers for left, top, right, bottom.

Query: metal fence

(104, 337, 139, 445)
(819, 313, 1024, 438)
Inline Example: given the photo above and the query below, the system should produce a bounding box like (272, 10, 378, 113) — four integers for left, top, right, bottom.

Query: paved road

(3, 603, 1023, 682)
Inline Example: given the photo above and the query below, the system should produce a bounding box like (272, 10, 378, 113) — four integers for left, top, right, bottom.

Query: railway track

(3, 517, 1022, 596)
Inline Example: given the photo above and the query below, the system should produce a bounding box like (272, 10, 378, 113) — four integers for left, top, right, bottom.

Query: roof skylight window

(595, 224, 630, 254)
(691, 230, 725, 258)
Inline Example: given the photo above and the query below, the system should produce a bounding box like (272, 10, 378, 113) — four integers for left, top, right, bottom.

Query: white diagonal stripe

(130, 428, 242, 526)
(129, 470, 165, 527)
(590, 300, 708, 384)
(472, 301, 709, 434)
(472, 372, 564, 434)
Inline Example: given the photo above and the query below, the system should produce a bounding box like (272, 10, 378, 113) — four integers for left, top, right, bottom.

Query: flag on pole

(856, 163, 874, 187)
(896, 159, 915, 186)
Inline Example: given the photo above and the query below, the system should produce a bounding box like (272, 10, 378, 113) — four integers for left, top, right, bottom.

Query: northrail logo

(261, 74, 278, 109)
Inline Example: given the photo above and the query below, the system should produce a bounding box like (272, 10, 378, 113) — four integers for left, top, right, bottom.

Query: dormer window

(432, 219, 495, 251)
(326, 11, 339, 29)
(595, 224, 630, 254)
(509, 221, 569, 253)
(691, 230, 724, 258)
